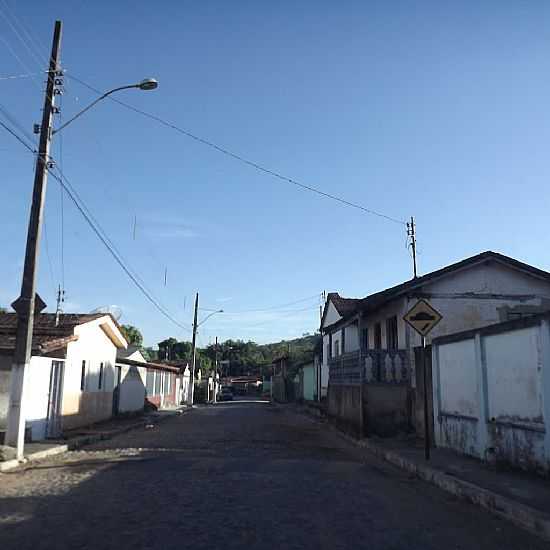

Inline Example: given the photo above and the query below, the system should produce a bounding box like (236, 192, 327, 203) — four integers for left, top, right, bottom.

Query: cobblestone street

(0, 401, 546, 549)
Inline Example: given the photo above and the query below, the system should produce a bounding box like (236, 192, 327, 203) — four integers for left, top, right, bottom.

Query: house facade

(1, 312, 127, 441)
(321, 251, 550, 436)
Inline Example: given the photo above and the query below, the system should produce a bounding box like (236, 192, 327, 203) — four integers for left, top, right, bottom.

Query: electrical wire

(52, 166, 192, 333)
(0, 118, 35, 153)
(0, 72, 39, 81)
(0, 103, 35, 143)
(205, 293, 322, 314)
(0, 120, 191, 333)
(57, 88, 65, 292)
(42, 217, 57, 300)
(0, 3, 45, 71)
(0, 35, 42, 93)
(65, 73, 407, 226)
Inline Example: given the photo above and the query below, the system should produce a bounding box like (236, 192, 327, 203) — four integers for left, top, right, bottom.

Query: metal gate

(46, 360, 65, 438)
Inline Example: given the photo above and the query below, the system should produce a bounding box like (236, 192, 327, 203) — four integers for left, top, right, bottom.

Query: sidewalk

(0, 407, 188, 473)
(294, 402, 550, 541)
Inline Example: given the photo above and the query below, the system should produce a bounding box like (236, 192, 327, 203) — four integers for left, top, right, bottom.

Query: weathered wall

(272, 375, 287, 403)
(364, 384, 410, 437)
(327, 384, 362, 435)
(433, 318, 550, 474)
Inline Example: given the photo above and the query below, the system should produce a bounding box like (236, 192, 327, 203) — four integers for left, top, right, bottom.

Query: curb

(0, 407, 190, 473)
(339, 428, 550, 542)
(288, 403, 550, 542)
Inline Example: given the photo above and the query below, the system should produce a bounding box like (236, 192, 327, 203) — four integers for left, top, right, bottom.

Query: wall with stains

(61, 318, 123, 430)
(433, 318, 550, 474)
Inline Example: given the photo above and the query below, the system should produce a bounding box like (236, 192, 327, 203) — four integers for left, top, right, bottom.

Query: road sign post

(403, 299, 443, 461)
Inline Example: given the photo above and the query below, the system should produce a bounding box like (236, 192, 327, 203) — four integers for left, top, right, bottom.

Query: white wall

(322, 301, 342, 329)
(118, 365, 147, 413)
(484, 328, 543, 423)
(62, 317, 123, 427)
(24, 357, 57, 440)
(438, 339, 478, 418)
(433, 320, 550, 473)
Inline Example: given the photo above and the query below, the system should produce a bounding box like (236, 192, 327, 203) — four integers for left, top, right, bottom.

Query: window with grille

(386, 316, 398, 350)
(361, 327, 369, 350)
(374, 323, 382, 349)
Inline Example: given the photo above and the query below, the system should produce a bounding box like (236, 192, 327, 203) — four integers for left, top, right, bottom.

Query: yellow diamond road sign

(403, 299, 442, 337)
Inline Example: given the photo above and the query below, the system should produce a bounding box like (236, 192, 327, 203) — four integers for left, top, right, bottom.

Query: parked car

(219, 386, 233, 401)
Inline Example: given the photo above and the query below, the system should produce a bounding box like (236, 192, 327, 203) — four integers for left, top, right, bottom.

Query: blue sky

(2, 1, 550, 347)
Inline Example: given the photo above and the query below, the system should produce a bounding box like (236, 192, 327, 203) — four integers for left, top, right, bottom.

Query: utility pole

(213, 336, 218, 404)
(407, 216, 418, 279)
(5, 21, 62, 458)
(54, 284, 65, 327)
(187, 292, 199, 406)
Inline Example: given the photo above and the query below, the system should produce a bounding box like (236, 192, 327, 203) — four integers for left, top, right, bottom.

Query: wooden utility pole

(5, 21, 62, 458)
(187, 292, 199, 406)
(407, 216, 418, 279)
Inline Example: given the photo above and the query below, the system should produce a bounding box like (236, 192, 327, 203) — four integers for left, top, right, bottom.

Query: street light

(5, 21, 159, 461)
(188, 296, 223, 407)
(53, 77, 158, 135)
(198, 309, 224, 327)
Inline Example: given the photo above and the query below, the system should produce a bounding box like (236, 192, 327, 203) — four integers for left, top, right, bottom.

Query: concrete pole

(5, 21, 62, 458)
(187, 292, 199, 406)
(213, 336, 218, 404)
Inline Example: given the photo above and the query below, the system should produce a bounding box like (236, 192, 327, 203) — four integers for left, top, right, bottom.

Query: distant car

(219, 386, 233, 401)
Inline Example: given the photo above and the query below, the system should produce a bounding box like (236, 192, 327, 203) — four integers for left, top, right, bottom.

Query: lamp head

(138, 78, 158, 91)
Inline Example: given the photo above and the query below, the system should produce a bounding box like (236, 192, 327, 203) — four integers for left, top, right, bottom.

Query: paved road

(0, 400, 546, 549)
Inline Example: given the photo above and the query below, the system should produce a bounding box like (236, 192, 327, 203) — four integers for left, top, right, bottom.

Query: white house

(0, 312, 127, 441)
(320, 251, 550, 436)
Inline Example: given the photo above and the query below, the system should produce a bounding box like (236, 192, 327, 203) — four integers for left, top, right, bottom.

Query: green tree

(121, 324, 143, 346)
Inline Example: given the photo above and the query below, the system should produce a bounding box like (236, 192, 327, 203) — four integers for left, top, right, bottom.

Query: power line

(51, 167, 191, 332)
(0, 35, 42, 93)
(206, 293, 322, 314)
(0, 102, 35, 143)
(65, 73, 407, 226)
(0, 118, 35, 153)
(0, 120, 191, 333)
(0, 72, 39, 81)
(0, 3, 45, 71)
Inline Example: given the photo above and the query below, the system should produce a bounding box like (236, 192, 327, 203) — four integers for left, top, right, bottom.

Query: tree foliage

(120, 324, 143, 346)
(154, 334, 320, 377)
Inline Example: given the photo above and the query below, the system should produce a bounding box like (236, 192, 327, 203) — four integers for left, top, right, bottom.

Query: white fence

(432, 316, 550, 473)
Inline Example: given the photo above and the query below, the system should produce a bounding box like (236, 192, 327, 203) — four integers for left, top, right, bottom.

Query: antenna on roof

(90, 305, 123, 321)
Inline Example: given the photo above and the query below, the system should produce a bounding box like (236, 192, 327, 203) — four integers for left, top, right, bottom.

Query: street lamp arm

(53, 78, 158, 135)
(197, 309, 223, 327)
